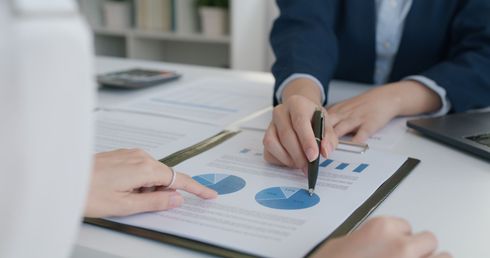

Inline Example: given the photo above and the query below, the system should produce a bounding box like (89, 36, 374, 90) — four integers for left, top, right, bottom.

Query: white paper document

(238, 106, 272, 131)
(240, 109, 407, 150)
(340, 118, 408, 149)
(109, 130, 410, 257)
(94, 110, 222, 159)
(112, 78, 271, 127)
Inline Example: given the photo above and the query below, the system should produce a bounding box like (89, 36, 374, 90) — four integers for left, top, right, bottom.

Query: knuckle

(130, 148, 149, 159)
(355, 116, 365, 125)
(441, 252, 453, 258)
(262, 133, 275, 148)
(366, 217, 392, 233)
(286, 95, 301, 105)
(137, 159, 155, 174)
(149, 202, 162, 211)
(422, 231, 438, 246)
(152, 196, 169, 211)
(143, 156, 155, 165)
(333, 124, 345, 134)
(396, 240, 414, 258)
(136, 193, 168, 211)
(347, 116, 361, 126)
(276, 127, 292, 140)
(131, 148, 146, 155)
(357, 128, 371, 136)
(263, 151, 273, 162)
(291, 114, 307, 129)
(263, 152, 281, 166)
(272, 105, 285, 118)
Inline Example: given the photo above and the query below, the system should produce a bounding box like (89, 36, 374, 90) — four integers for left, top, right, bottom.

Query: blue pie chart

(255, 187, 320, 210)
(193, 173, 246, 195)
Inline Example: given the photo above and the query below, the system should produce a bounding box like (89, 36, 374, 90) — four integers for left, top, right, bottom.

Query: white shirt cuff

(275, 73, 327, 105)
(404, 75, 452, 116)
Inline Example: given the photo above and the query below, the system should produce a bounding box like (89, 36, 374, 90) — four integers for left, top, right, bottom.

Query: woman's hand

(312, 217, 451, 258)
(263, 78, 338, 173)
(328, 80, 442, 143)
(84, 149, 218, 218)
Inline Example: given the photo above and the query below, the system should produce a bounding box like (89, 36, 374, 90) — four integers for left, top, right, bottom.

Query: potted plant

(197, 0, 229, 36)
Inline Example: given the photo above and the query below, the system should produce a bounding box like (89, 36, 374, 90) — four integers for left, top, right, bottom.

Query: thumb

(121, 191, 184, 216)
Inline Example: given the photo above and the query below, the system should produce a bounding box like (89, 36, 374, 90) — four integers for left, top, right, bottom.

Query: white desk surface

(75, 56, 490, 258)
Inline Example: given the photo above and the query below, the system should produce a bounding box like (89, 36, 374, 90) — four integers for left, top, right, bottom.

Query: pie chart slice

(255, 187, 320, 210)
(193, 173, 246, 195)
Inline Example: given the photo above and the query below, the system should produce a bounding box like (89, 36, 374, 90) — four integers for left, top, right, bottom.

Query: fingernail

(321, 142, 328, 157)
(169, 193, 184, 208)
(305, 147, 317, 162)
(209, 190, 218, 198)
(326, 142, 334, 155)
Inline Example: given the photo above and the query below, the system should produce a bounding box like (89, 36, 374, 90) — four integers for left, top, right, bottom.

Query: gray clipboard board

(85, 130, 420, 258)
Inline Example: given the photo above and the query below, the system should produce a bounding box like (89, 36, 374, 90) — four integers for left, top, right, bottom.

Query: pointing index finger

(172, 172, 218, 199)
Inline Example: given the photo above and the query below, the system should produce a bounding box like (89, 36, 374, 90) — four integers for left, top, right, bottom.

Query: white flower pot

(199, 7, 228, 36)
(103, 1, 131, 29)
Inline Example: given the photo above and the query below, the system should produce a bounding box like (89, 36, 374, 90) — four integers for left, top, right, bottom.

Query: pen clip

(314, 107, 367, 154)
(336, 140, 369, 154)
(319, 111, 324, 140)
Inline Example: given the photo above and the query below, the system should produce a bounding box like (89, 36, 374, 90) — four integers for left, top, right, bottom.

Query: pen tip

(308, 188, 314, 196)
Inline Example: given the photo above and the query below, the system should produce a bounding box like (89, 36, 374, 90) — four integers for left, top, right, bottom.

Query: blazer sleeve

(420, 0, 490, 112)
(270, 0, 338, 106)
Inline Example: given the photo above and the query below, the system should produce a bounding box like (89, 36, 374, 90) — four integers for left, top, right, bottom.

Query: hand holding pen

(263, 79, 369, 177)
(263, 79, 339, 173)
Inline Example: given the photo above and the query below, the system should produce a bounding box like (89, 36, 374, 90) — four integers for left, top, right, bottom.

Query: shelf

(92, 26, 128, 37)
(92, 26, 231, 44)
(80, 0, 269, 71)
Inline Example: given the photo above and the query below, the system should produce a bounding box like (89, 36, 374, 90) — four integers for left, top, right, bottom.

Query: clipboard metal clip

(336, 140, 369, 154)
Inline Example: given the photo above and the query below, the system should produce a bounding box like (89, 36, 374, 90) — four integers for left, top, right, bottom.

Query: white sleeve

(0, 4, 95, 258)
(275, 73, 327, 105)
(404, 75, 452, 116)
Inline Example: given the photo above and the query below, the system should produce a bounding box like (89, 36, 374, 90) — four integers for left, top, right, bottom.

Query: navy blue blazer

(271, 0, 490, 112)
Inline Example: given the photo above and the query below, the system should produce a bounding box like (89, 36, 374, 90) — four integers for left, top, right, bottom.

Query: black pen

(308, 108, 324, 196)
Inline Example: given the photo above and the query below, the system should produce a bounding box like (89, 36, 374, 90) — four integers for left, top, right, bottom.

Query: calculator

(97, 68, 181, 89)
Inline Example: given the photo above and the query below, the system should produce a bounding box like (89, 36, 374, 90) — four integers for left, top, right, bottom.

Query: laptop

(407, 111, 490, 160)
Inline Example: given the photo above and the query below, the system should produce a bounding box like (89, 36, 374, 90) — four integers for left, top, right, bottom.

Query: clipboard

(85, 131, 420, 258)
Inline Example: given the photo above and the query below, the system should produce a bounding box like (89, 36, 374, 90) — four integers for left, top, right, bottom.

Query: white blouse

(0, 1, 96, 257)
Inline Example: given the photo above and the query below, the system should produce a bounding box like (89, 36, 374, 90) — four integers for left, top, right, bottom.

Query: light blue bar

(320, 159, 334, 167)
(336, 163, 349, 170)
(353, 163, 369, 173)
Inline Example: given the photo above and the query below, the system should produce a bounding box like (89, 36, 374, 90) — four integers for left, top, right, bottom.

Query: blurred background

(78, 0, 279, 72)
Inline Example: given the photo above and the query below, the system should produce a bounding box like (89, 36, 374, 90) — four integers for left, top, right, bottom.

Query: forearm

(390, 80, 442, 116)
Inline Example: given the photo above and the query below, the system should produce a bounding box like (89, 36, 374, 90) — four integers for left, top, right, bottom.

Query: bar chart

(239, 148, 263, 156)
(319, 159, 369, 173)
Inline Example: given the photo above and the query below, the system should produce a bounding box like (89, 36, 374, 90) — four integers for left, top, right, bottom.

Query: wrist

(386, 81, 442, 116)
(282, 78, 324, 106)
